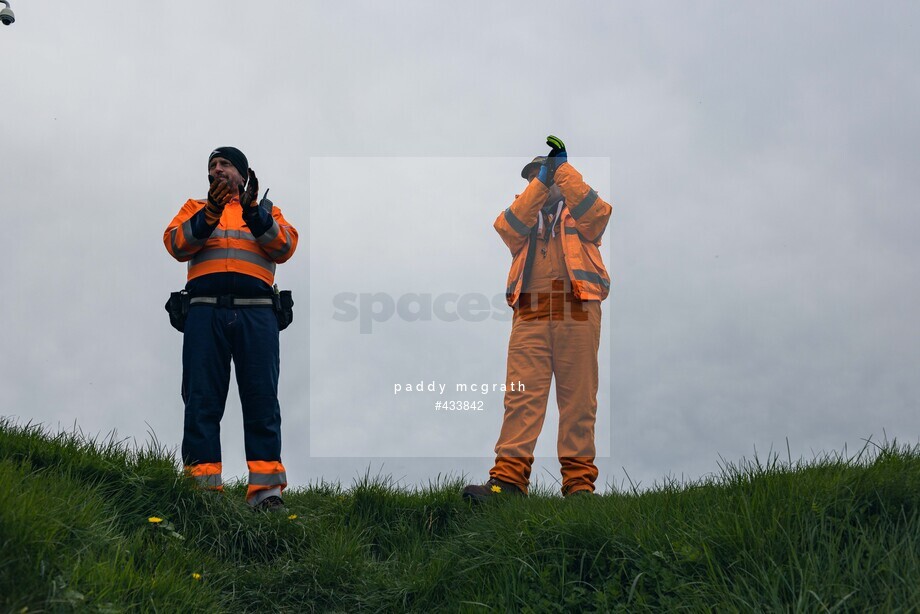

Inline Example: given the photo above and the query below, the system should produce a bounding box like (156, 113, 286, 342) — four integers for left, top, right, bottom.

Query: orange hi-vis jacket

(164, 197, 298, 286)
(494, 162, 612, 307)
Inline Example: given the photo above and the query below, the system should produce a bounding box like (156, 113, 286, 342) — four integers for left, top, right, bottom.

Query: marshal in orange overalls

(491, 162, 612, 495)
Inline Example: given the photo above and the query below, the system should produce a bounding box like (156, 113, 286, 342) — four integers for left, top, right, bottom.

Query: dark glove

(239, 169, 259, 209)
(546, 135, 567, 167)
(537, 135, 567, 186)
(205, 176, 233, 226)
(240, 170, 273, 237)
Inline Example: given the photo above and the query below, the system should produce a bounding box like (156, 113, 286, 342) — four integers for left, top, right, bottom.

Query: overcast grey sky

(2, 2, 918, 493)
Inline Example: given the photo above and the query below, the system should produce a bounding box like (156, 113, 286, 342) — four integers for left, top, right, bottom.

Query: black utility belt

(189, 296, 275, 308)
(166, 288, 294, 332)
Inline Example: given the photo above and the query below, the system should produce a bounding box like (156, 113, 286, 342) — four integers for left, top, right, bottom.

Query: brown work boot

(461, 478, 525, 503)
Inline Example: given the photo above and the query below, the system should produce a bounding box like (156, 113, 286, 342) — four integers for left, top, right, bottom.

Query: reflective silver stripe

(248, 471, 287, 487)
(182, 219, 209, 248)
(271, 227, 295, 259)
(189, 248, 276, 274)
(504, 208, 532, 236)
(258, 222, 294, 260)
(570, 189, 598, 220)
(210, 228, 257, 241)
(193, 474, 222, 488)
(170, 223, 201, 259)
(170, 228, 191, 258)
(256, 220, 280, 244)
(200, 225, 291, 261)
(573, 269, 610, 289)
(189, 297, 274, 306)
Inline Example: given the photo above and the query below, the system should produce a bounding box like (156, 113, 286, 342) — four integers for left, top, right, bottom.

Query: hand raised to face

(208, 176, 234, 209)
(239, 169, 260, 209)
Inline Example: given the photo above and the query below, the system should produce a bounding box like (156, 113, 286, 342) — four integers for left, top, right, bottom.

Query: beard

(210, 173, 244, 192)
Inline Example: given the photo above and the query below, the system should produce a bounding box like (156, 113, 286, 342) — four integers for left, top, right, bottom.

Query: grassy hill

(2, 418, 919, 612)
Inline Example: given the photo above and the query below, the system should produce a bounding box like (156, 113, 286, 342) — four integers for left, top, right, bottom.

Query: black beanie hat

(208, 146, 249, 179)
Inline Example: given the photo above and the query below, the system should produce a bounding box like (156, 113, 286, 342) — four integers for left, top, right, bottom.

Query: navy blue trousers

(181, 305, 281, 465)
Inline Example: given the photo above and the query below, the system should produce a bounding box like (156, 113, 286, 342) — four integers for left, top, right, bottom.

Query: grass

(2, 417, 919, 612)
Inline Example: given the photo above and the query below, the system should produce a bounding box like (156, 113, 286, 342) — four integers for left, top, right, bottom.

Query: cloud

(1, 1, 918, 491)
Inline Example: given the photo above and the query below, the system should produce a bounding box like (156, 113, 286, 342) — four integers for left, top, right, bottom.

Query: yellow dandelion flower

(191, 573, 202, 581)
(490, 485, 502, 493)
(288, 514, 298, 520)
(148, 517, 163, 523)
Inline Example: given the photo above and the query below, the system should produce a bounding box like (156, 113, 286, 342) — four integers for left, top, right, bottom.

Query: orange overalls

(491, 163, 612, 495)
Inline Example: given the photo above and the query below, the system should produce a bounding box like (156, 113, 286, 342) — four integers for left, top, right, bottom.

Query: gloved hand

(240, 169, 273, 236)
(546, 135, 567, 167)
(537, 135, 567, 186)
(205, 176, 233, 226)
(239, 169, 259, 210)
